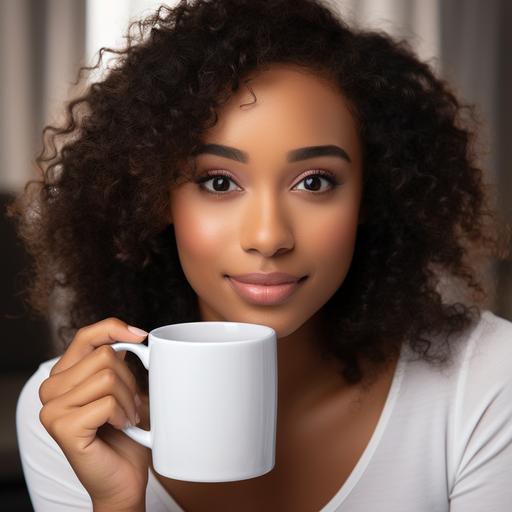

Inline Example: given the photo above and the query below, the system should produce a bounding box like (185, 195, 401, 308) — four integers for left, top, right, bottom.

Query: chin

(253, 318, 304, 340)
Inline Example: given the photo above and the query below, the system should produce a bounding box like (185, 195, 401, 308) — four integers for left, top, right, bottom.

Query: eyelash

(194, 169, 341, 196)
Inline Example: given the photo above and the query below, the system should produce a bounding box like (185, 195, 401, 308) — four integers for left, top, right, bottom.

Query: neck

(276, 308, 346, 418)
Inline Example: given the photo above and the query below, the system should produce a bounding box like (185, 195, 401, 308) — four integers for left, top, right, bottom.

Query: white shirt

(16, 310, 512, 511)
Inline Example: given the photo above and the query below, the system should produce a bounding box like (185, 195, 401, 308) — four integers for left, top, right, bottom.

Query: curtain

(0, 0, 86, 194)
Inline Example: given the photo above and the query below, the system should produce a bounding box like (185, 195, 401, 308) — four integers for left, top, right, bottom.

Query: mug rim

(149, 321, 275, 344)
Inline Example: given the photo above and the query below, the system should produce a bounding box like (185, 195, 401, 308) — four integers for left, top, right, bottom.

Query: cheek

(172, 203, 228, 276)
(305, 207, 359, 270)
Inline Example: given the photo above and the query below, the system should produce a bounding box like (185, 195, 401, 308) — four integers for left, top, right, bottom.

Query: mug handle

(110, 342, 152, 449)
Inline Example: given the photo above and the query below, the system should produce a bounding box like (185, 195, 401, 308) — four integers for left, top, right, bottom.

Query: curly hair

(6, 0, 511, 392)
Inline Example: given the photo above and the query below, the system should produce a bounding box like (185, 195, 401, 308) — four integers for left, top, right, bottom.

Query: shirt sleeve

(449, 312, 512, 510)
(16, 358, 94, 511)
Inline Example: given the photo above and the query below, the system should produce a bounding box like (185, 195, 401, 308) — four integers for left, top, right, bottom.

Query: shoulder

(447, 310, 512, 501)
(403, 309, 512, 382)
(395, 309, 512, 433)
(461, 309, 512, 390)
(437, 309, 512, 412)
(467, 309, 512, 365)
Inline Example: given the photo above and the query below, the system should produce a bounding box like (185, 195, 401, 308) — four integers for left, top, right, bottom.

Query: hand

(38, 317, 150, 510)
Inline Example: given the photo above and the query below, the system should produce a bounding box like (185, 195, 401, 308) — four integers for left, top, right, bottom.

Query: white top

(16, 310, 512, 511)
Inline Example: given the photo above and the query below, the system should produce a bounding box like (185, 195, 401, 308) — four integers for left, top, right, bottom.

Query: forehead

(198, 64, 360, 160)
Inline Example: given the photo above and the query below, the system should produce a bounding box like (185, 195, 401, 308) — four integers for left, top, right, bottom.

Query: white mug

(110, 321, 278, 482)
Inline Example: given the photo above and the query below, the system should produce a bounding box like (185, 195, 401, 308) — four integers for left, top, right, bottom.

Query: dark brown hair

(6, 0, 511, 392)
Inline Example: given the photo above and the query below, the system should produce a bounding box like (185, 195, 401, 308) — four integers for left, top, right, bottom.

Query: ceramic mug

(110, 321, 278, 482)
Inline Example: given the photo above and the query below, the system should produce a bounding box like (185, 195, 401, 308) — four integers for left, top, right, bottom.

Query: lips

(225, 275, 307, 305)
(227, 272, 305, 285)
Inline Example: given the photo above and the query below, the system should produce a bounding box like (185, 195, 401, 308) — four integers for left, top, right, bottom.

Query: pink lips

(225, 275, 307, 305)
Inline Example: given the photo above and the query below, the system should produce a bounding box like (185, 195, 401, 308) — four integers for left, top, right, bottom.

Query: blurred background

(1, 0, 511, 509)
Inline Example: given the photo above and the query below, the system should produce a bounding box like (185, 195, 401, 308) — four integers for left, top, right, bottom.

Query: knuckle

(97, 344, 115, 363)
(75, 325, 87, 338)
(38, 379, 49, 404)
(98, 367, 117, 388)
(38, 405, 51, 428)
(40, 406, 63, 438)
(48, 359, 60, 376)
(105, 316, 122, 328)
(104, 394, 117, 410)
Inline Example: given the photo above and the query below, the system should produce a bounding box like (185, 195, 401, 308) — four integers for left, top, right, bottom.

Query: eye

(195, 170, 242, 194)
(195, 169, 341, 195)
(293, 169, 340, 193)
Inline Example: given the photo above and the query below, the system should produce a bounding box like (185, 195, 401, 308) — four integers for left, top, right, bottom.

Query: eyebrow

(191, 143, 352, 163)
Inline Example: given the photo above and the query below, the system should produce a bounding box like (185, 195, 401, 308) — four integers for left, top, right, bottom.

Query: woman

(10, 0, 512, 510)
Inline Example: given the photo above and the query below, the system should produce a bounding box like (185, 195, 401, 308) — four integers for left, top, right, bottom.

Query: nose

(239, 190, 294, 258)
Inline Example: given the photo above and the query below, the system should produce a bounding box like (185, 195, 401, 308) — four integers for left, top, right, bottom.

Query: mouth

(224, 275, 308, 306)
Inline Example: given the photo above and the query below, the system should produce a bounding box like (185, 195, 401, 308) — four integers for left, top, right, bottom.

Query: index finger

(50, 317, 148, 376)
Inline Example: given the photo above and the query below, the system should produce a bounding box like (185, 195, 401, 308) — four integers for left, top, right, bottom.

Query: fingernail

(127, 325, 148, 337)
(135, 393, 142, 407)
(135, 412, 141, 424)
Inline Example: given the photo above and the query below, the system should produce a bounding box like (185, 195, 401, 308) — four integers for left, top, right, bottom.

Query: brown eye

(194, 170, 241, 195)
(293, 170, 340, 193)
(299, 175, 325, 191)
(207, 176, 231, 192)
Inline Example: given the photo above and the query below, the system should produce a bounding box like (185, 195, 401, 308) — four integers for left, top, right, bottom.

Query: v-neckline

(317, 342, 407, 509)
(147, 342, 408, 511)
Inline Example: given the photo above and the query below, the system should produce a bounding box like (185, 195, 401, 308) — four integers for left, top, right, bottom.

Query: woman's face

(169, 64, 363, 339)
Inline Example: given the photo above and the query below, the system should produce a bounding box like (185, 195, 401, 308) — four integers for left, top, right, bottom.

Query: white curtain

(0, 0, 85, 194)
(0, 0, 32, 194)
